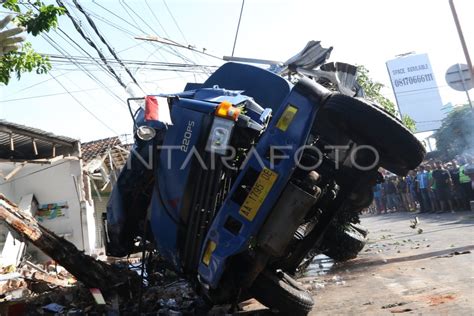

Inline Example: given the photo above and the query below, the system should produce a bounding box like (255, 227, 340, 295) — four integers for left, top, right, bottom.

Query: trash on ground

(381, 302, 408, 309)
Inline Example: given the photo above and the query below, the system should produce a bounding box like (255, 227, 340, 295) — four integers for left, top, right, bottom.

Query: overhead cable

(72, 0, 140, 86)
(56, 0, 127, 88)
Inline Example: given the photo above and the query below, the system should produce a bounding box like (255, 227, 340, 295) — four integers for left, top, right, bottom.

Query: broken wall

(0, 159, 96, 262)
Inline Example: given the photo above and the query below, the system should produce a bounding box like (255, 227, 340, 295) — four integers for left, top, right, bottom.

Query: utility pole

(231, 0, 245, 57)
(449, 0, 473, 80)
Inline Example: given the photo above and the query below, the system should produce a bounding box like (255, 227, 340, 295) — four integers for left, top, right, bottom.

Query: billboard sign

(386, 53, 444, 132)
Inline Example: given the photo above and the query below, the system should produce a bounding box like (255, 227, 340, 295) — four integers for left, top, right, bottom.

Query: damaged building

(0, 120, 132, 267)
(80, 136, 130, 249)
(0, 120, 95, 264)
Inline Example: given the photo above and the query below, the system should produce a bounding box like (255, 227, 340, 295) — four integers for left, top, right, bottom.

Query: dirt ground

(296, 210, 474, 315)
(3, 211, 473, 315)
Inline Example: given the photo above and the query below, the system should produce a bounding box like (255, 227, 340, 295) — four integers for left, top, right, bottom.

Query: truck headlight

(136, 125, 156, 141)
(205, 117, 234, 155)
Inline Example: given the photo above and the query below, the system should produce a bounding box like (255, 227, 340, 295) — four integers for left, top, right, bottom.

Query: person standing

(397, 176, 410, 211)
(432, 161, 454, 213)
(373, 183, 385, 214)
(446, 161, 464, 210)
(416, 166, 430, 213)
(384, 176, 400, 212)
(459, 157, 474, 208)
(406, 171, 418, 210)
(426, 165, 439, 213)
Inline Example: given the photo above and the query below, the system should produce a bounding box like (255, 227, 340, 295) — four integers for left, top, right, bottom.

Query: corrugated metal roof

(0, 120, 78, 160)
(0, 120, 78, 143)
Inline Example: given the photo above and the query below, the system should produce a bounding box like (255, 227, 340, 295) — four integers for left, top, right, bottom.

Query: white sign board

(386, 54, 444, 132)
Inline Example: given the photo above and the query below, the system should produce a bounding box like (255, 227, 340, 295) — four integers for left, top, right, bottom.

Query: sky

(1, 0, 473, 142)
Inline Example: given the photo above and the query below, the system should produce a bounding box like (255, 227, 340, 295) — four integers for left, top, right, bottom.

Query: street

(300, 211, 474, 315)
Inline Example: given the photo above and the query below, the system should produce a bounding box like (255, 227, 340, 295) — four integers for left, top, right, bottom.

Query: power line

(88, 1, 207, 78)
(116, 0, 209, 79)
(1, 85, 121, 103)
(122, 0, 157, 36)
(48, 72, 120, 135)
(161, 0, 188, 45)
(115, 42, 146, 54)
(40, 32, 127, 107)
(91, 0, 194, 80)
(22, 2, 115, 81)
(40, 32, 127, 111)
(72, 0, 140, 86)
(119, 0, 198, 67)
(45, 53, 218, 68)
(144, 0, 169, 37)
(3, 71, 70, 98)
(56, 0, 127, 88)
(85, 3, 137, 37)
(55, 29, 115, 79)
(118, 0, 143, 33)
(135, 35, 223, 61)
(159, 0, 204, 70)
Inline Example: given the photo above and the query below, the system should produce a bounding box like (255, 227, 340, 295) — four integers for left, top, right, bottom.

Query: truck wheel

(251, 270, 314, 315)
(321, 223, 367, 262)
(322, 94, 425, 175)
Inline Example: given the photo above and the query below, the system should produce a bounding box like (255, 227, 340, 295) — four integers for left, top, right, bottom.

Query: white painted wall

(0, 159, 96, 256)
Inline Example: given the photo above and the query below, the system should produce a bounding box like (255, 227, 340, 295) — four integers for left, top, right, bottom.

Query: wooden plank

(0, 194, 140, 295)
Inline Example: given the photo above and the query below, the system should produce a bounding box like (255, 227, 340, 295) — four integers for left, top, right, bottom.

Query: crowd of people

(370, 155, 474, 214)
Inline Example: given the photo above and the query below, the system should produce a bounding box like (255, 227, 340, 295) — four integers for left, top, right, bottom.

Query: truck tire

(251, 270, 314, 315)
(321, 223, 367, 262)
(322, 94, 425, 175)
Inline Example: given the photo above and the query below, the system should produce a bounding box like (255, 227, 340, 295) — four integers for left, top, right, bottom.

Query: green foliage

(4, 0, 65, 36)
(434, 105, 474, 159)
(1, 0, 64, 84)
(357, 65, 416, 132)
(401, 114, 416, 132)
(0, 42, 50, 84)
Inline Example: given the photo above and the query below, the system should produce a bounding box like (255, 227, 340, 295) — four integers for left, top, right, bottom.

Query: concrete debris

(330, 275, 346, 286)
(0, 260, 75, 303)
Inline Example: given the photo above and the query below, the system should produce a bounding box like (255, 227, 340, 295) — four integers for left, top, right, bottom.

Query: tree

(0, 0, 64, 84)
(356, 65, 416, 132)
(434, 105, 474, 160)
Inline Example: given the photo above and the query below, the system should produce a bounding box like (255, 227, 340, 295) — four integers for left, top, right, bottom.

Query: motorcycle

(106, 48, 425, 314)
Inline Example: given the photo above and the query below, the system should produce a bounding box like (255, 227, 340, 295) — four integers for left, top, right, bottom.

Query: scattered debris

(89, 288, 106, 305)
(417, 228, 423, 234)
(42, 303, 65, 313)
(381, 302, 408, 309)
(0, 194, 141, 295)
(409, 217, 419, 229)
(330, 275, 346, 286)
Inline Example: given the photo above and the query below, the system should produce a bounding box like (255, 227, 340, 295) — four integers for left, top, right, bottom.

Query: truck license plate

(239, 168, 278, 221)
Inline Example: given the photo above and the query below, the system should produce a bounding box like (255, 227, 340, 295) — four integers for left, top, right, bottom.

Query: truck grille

(181, 152, 232, 274)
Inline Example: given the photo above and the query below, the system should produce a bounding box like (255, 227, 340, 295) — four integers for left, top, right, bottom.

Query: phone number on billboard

(394, 73, 434, 87)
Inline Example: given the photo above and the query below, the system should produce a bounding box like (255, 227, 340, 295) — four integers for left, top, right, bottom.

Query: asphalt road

(299, 211, 474, 315)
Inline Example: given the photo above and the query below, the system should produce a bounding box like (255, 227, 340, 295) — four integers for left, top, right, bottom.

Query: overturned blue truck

(105, 45, 425, 314)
